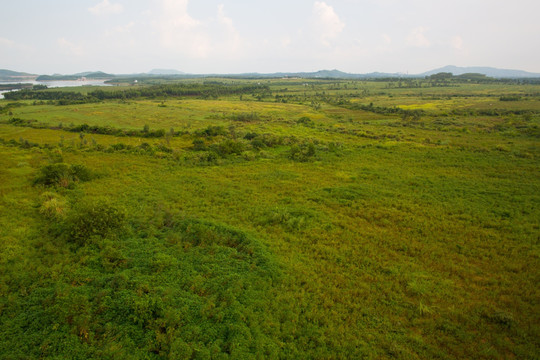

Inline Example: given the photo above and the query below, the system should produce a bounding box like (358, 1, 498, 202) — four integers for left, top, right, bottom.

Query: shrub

(109, 143, 132, 151)
(289, 142, 316, 162)
(260, 206, 313, 231)
(65, 198, 127, 245)
(192, 139, 207, 151)
(212, 139, 245, 157)
(39, 191, 68, 219)
(70, 164, 93, 181)
(46, 149, 64, 164)
(259, 133, 283, 147)
(33, 163, 93, 188)
(499, 96, 520, 101)
(196, 125, 228, 137)
(251, 138, 266, 149)
(297, 116, 314, 127)
(243, 132, 258, 140)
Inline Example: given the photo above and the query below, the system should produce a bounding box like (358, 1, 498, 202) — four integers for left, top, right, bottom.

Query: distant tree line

(3, 83, 270, 102)
(6, 117, 180, 138)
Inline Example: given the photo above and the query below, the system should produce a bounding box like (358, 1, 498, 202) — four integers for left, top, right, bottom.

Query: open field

(0, 79, 539, 359)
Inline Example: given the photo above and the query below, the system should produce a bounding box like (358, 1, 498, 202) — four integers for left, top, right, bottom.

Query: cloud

(156, 0, 245, 60)
(382, 34, 392, 44)
(407, 27, 430, 48)
(313, 1, 345, 45)
(88, 0, 123, 16)
(451, 35, 463, 50)
(0, 37, 33, 54)
(57, 38, 84, 56)
(0, 37, 15, 47)
(157, 0, 209, 58)
(281, 36, 292, 47)
(216, 4, 242, 52)
(113, 22, 135, 34)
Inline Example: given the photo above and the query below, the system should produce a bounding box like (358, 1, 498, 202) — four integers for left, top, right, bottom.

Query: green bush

(65, 198, 127, 245)
(289, 142, 316, 162)
(196, 125, 228, 137)
(39, 191, 68, 219)
(212, 139, 245, 157)
(33, 163, 93, 188)
(251, 138, 266, 149)
(192, 138, 207, 151)
(260, 206, 313, 231)
(297, 116, 314, 127)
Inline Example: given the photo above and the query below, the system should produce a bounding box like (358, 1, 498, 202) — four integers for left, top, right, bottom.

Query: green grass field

(0, 79, 539, 359)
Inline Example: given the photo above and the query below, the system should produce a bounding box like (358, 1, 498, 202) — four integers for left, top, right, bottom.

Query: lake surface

(0, 79, 111, 99)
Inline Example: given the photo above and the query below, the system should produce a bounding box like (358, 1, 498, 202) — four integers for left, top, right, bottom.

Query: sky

(1, 0, 539, 75)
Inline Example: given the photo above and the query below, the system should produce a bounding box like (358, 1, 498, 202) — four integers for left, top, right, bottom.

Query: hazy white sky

(1, 0, 539, 74)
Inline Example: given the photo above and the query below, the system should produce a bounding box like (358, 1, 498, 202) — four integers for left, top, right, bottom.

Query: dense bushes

(211, 139, 245, 156)
(499, 96, 521, 101)
(195, 125, 228, 137)
(289, 142, 316, 162)
(6, 118, 173, 138)
(33, 163, 93, 187)
(64, 198, 127, 245)
(39, 191, 68, 219)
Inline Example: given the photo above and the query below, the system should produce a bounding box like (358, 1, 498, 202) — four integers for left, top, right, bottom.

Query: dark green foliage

(192, 138, 207, 151)
(8, 117, 37, 126)
(0, 214, 282, 359)
(427, 72, 453, 80)
(71, 164, 93, 181)
(171, 218, 276, 269)
(155, 143, 173, 153)
(64, 198, 126, 245)
(289, 142, 316, 162)
(296, 116, 314, 127)
(4, 83, 270, 102)
(260, 206, 314, 231)
(211, 139, 245, 157)
(350, 102, 427, 118)
(499, 96, 521, 101)
(33, 163, 93, 187)
(5, 119, 173, 139)
(196, 125, 228, 137)
(243, 132, 258, 140)
(250, 138, 266, 149)
(109, 143, 131, 151)
(189, 150, 219, 164)
(245, 133, 285, 148)
(3, 89, 88, 102)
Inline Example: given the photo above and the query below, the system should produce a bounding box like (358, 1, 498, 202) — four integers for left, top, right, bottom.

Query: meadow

(0, 77, 539, 359)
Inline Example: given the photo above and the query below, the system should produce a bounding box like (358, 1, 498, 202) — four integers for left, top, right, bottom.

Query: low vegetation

(0, 77, 538, 358)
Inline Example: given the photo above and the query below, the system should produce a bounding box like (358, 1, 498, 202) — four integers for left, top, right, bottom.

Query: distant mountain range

(0, 69, 37, 81)
(148, 69, 186, 75)
(35, 71, 114, 81)
(419, 65, 540, 78)
(228, 69, 403, 79)
(1, 65, 539, 82)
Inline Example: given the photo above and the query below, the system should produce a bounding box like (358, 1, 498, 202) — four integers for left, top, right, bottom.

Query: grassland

(0, 78, 539, 359)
